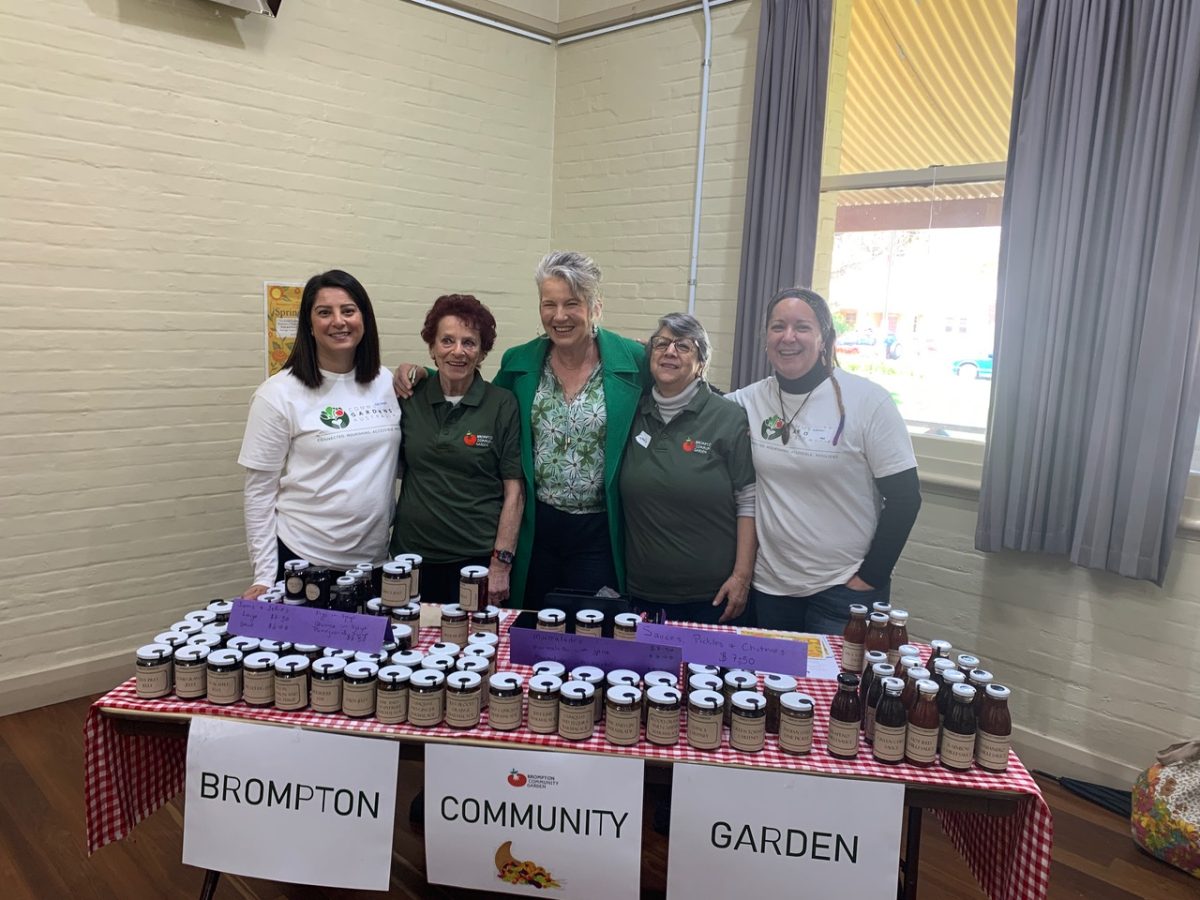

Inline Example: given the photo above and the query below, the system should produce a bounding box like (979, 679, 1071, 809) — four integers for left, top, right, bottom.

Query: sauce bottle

(940, 683, 977, 771)
(885, 610, 910, 666)
(900, 666, 930, 710)
(841, 604, 869, 673)
(863, 662, 895, 743)
(865, 612, 890, 657)
(826, 673, 862, 760)
(968, 669, 994, 717)
(904, 679, 940, 767)
(976, 684, 1012, 773)
(871, 601, 892, 617)
(929, 639, 953, 661)
(858, 649, 888, 721)
(956, 653, 980, 677)
(936, 669, 966, 726)
(871, 677, 907, 765)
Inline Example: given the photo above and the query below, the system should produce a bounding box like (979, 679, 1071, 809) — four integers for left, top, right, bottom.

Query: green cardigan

(492, 328, 648, 607)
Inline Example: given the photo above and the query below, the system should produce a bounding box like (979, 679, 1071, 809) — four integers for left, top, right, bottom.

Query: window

(813, 0, 1017, 442)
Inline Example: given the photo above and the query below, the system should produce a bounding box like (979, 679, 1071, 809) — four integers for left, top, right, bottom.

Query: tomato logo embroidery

(320, 406, 350, 429)
(507, 769, 528, 788)
(463, 432, 478, 447)
(761, 415, 786, 441)
(682, 437, 696, 453)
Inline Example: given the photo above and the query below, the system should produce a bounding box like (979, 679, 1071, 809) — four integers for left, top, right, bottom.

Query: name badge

(635, 431, 651, 448)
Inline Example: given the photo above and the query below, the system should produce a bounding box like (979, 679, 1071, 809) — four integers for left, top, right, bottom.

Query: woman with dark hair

(389, 294, 523, 605)
(238, 269, 401, 598)
(726, 287, 922, 634)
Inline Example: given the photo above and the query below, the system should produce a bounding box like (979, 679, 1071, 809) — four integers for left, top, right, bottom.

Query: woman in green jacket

(490, 251, 646, 609)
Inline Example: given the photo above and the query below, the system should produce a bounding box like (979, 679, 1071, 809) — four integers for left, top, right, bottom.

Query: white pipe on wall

(686, 0, 714, 315)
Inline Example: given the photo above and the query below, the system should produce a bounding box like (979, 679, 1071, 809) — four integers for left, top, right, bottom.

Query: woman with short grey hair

(618, 312, 757, 624)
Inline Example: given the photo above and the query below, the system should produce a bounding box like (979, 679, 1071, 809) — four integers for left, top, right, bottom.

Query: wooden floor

(1, 694, 1196, 899)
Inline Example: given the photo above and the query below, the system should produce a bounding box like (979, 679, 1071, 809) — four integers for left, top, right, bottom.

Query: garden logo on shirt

(320, 406, 351, 429)
(464, 432, 495, 449)
(681, 437, 712, 455)
(760, 415, 786, 442)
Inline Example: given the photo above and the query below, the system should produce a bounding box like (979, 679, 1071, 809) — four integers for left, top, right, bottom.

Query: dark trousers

(631, 595, 751, 628)
(416, 557, 491, 606)
(751, 581, 891, 635)
(522, 501, 619, 610)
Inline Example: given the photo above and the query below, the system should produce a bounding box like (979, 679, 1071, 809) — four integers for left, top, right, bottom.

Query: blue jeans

(751, 581, 891, 636)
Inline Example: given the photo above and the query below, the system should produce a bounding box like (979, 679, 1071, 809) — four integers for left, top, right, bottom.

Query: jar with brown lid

(487, 672, 524, 731)
(135, 643, 174, 699)
(645, 685, 682, 746)
(777, 692, 815, 755)
(310, 656, 347, 713)
(273, 654, 310, 711)
(558, 681, 596, 741)
(342, 661, 379, 718)
(605, 685, 642, 746)
(526, 673, 562, 734)
(686, 689, 725, 751)
(445, 670, 483, 729)
(408, 669, 446, 727)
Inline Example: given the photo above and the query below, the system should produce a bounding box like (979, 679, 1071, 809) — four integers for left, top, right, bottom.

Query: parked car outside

(951, 353, 993, 379)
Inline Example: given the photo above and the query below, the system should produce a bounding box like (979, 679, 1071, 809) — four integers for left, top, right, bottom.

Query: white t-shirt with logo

(726, 370, 916, 597)
(238, 368, 401, 581)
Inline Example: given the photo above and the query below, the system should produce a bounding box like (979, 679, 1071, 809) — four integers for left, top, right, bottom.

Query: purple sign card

(508, 627, 682, 675)
(228, 600, 388, 653)
(636, 623, 807, 676)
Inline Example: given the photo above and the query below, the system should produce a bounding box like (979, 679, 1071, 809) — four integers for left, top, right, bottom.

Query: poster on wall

(264, 281, 303, 376)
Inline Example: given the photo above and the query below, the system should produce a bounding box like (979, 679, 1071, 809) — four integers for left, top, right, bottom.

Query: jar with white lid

(533, 660, 566, 679)
(391, 649, 424, 670)
(226, 636, 261, 656)
(310, 656, 347, 713)
(173, 644, 210, 700)
(762, 673, 798, 735)
(466, 630, 499, 649)
(323, 647, 355, 662)
(206, 600, 234, 623)
(429, 641, 461, 658)
(241, 651, 279, 707)
(606, 669, 640, 690)
(455, 656, 491, 708)
(685, 663, 720, 697)
(537, 608, 567, 633)
(342, 661, 379, 718)
(169, 620, 203, 638)
(470, 605, 500, 635)
(612, 612, 639, 641)
(929, 639, 953, 661)
(376, 665, 412, 724)
(569, 666, 606, 722)
(645, 685, 682, 746)
(445, 670, 483, 729)
(408, 669, 446, 727)
(200, 622, 228, 645)
(686, 689, 725, 750)
(354, 650, 389, 667)
(393, 553, 423, 599)
(487, 672, 524, 731)
(558, 681, 596, 741)
(421, 654, 457, 674)
(272, 654, 310, 711)
(688, 673, 723, 696)
(183, 609, 216, 627)
(293, 643, 321, 662)
(440, 604, 469, 645)
(135, 643, 174, 699)
(391, 601, 421, 644)
(458, 565, 488, 612)
(186, 633, 222, 651)
(526, 674, 562, 734)
(381, 561, 412, 609)
(575, 608, 604, 638)
(366, 598, 384, 617)
(283, 559, 310, 602)
(151, 631, 188, 652)
(778, 692, 815, 755)
(206, 649, 244, 705)
(604, 685, 642, 747)
(391, 624, 414, 651)
(642, 671, 678, 723)
(722, 670, 756, 725)
(729, 691, 767, 753)
(259, 639, 293, 656)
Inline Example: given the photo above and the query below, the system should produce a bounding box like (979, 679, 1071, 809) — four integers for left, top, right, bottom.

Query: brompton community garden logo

(761, 415, 786, 441)
(320, 406, 351, 429)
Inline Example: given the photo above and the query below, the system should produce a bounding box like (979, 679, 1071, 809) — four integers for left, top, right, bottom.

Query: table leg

(902, 805, 922, 900)
(199, 869, 221, 900)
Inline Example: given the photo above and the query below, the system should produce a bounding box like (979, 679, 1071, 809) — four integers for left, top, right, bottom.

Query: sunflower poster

(264, 282, 303, 376)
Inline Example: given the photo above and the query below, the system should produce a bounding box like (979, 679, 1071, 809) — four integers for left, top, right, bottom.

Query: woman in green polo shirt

(388, 294, 524, 605)
(619, 313, 757, 625)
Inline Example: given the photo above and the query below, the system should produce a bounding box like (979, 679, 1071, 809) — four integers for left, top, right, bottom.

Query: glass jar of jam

(153, 631, 189, 653)
(533, 660, 567, 680)
(207, 599, 234, 623)
(558, 681, 596, 741)
(381, 562, 412, 609)
(183, 609, 217, 627)
(388, 623, 413, 652)
(206, 648, 244, 705)
(408, 669, 446, 727)
(173, 644, 210, 700)
(310, 656, 347, 713)
(445, 670, 483, 729)
(976, 684, 1012, 772)
(487, 672, 524, 731)
(390, 649, 424, 671)
(462, 644, 496, 676)
(440, 604, 469, 645)
(393, 553, 423, 599)
(575, 608, 604, 637)
(376, 664, 412, 724)
(826, 673, 862, 759)
(342, 661, 379, 718)
(729, 691, 767, 753)
(354, 650, 389, 667)
(526, 673, 562, 734)
(606, 669, 640, 691)
(537, 608, 567, 633)
(225, 636, 260, 656)
(283, 559, 310, 602)
(686, 689, 725, 751)
(273, 654, 310, 711)
(940, 683, 977, 771)
(900, 666, 930, 710)
(777, 692, 815, 755)
(613, 612, 640, 641)
(569, 666, 606, 722)
(169, 620, 203, 639)
(458, 565, 488, 613)
(428, 641, 461, 659)
(467, 630, 499, 650)
(135, 643, 174, 699)
(200, 622, 228, 646)
(605, 685, 642, 746)
(857, 650, 888, 722)
(863, 662, 895, 743)
(872, 677, 908, 765)
(689, 673, 724, 697)
(841, 604, 869, 673)
(685, 664, 720, 697)
(904, 679, 940, 767)
(238, 651, 274, 707)
(392, 602, 421, 644)
(885, 610, 910, 666)
(259, 639, 293, 656)
(421, 654, 457, 676)
(865, 612, 890, 657)
(643, 670, 678, 722)
(645, 685, 682, 746)
(762, 673, 797, 734)
(186, 633, 222, 652)
(303, 568, 331, 608)
(455, 656, 491, 708)
(470, 605, 501, 635)
(722, 670, 756, 726)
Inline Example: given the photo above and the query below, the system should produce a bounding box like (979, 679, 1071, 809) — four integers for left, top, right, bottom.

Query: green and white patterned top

(531, 358, 607, 513)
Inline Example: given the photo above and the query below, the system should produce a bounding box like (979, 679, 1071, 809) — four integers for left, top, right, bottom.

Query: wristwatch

(492, 548, 515, 565)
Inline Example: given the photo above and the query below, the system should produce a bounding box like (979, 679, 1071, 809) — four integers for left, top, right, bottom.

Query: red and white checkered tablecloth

(84, 612, 1051, 899)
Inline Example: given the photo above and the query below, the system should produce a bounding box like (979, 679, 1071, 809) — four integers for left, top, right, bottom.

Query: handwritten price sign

(636, 624, 807, 677)
(228, 600, 388, 653)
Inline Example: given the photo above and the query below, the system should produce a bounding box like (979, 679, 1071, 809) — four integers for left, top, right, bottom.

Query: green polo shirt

(619, 382, 756, 604)
(390, 373, 522, 564)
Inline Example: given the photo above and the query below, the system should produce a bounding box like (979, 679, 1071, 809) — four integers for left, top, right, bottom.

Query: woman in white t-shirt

(238, 270, 401, 598)
(726, 288, 922, 634)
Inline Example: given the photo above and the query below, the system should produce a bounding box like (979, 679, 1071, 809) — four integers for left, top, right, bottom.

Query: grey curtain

(976, 0, 1200, 584)
(730, 0, 831, 389)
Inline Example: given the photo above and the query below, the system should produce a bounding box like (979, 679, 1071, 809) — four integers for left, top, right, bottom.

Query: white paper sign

(425, 745, 644, 898)
(183, 717, 399, 889)
(667, 765, 903, 899)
